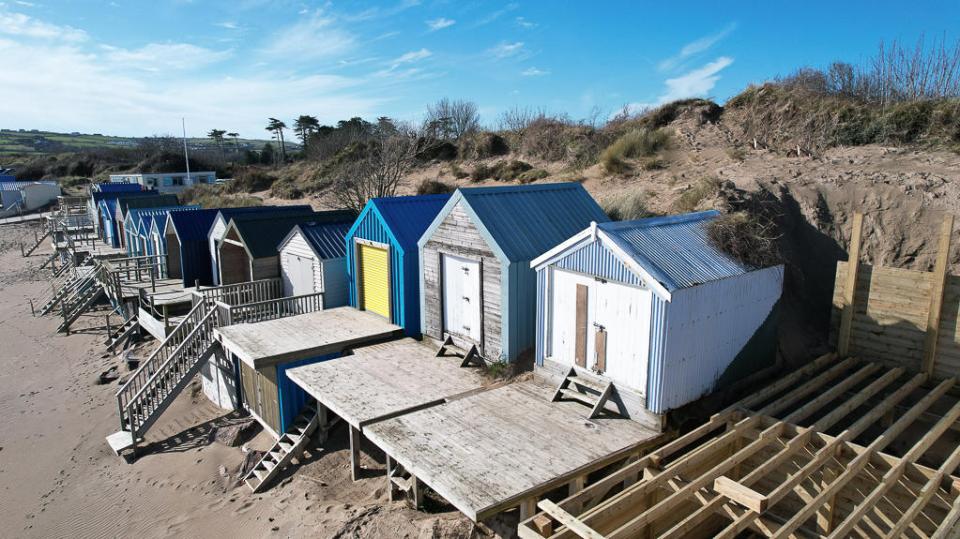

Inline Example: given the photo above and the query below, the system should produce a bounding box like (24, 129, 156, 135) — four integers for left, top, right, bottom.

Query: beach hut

(218, 210, 354, 285)
(125, 206, 183, 256)
(418, 183, 608, 363)
(530, 210, 784, 414)
(146, 207, 200, 273)
(114, 194, 178, 249)
(345, 194, 451, 336)
(277, 219, 354, 303)
(208, 206, 313, 286)
(92, 190, 156, 242)
(164, 209, 219, 286)
(0, 181, 62, 217)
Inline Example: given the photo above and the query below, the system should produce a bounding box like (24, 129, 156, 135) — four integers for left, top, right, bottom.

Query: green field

(0, 129, 282, 156)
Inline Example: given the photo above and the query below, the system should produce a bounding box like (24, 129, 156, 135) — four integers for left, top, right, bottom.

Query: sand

(0, 224, 488, 539)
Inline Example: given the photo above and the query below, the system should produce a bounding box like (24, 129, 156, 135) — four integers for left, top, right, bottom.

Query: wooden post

(386, 455, 400, 502)
(28, 299, 35, 317)
(106, 313, 112, 340)
(349, 425, 361, 481)
(519, 497, 537, 520)
(922, 214, 954, 376)
(838, 212, 864, 357)
(411, 474, 424, 509)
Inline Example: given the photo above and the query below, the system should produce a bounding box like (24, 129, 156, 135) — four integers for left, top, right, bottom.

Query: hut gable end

(553, 239, 643, 288)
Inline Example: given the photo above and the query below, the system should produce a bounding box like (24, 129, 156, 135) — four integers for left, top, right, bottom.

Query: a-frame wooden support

(435, 335, 455, 357)
(459, 344, 482, 368)
(588, 382, 614, 419)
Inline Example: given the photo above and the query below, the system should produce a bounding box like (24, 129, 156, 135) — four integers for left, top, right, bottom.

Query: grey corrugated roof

(231, 210, 355, 258)
(599, 210, 752, 291)
(457, 183, 609, 262)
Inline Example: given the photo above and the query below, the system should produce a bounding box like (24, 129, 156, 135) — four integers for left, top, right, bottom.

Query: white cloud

(0, 8, 88, 42)
(260, 10, 354, 61)
(659, 56, 733, 102)
(392, 48, 431, 65)
(489, 41, 524, 59)
(14, 1, 36, 7)
(215, 21, 240, 30)
(426, 17, 455, 31)
(102, 43, 232, 72)
(515, 16, 536, 29)
(475, 2, 518, 26)
(658, 23, 736, 71)
(521, 66, 548, 76)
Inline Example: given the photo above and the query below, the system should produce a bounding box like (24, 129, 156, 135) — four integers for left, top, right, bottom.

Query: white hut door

(593, 281, 651, 394)
(442, 254, 481, 342)
(285, 255, 315, 296)
(549, 269, 595, 368)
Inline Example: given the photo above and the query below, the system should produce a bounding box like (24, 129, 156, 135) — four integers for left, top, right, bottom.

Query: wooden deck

(119, 276, 185, 302)
(285, 338, 489, 429)
(364, 380, 666, 522)
(215, 307, 402, 368)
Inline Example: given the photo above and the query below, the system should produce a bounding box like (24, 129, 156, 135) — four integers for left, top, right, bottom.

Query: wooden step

(391, 476, 413, 492)
(558, 388, 600, 407)
(567, 376, 607, 394)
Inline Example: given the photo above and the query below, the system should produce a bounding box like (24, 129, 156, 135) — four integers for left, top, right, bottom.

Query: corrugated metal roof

(0, 181, 58, 190)
(92, 183, 142, 193)
(371, 194, 451, 248)
(146, 206, 200, 234)
(92, 189, 157, 203)
(215, 205, 312, 222)
(298, 220, 354, 259)
(458, 183, 610, 262)
(168, 208, 220, 242)
(231, 210, 354, 258)
(128, 206, 187, 234)
(599, 210, 752, 291)
(118, 194, 179, 215)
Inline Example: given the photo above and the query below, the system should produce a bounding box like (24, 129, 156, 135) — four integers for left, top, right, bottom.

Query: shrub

(725, 147, 747, 162)
(600, 128, 671, 173)
(674, 177, 721, 213)
(180, 184, 262, 208)
(640, 157, 668, 170)
(470, 163, 493, 181)
(226, 167, 276, 193)
(458, 131, 510, 159)
(470, 160, 534, 182)
(707, 212, 782, 268)
(516, 168, 549, 183)
(416, 178, 455, 195)
(417, 140, 458, 161)
(602, 191, 654, 221)
(269, 177, 304, 199)
(449, 163, 469, 179)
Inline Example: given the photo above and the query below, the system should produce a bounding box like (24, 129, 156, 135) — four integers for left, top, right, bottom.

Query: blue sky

(1, 0, 957, 138)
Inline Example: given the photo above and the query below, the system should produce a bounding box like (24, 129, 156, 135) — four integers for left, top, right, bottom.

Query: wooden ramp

(215, 307, 403, 368)
(363, 380, 665, 522)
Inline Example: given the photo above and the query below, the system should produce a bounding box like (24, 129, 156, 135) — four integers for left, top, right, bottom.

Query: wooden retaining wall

(831, 213, 959, 379)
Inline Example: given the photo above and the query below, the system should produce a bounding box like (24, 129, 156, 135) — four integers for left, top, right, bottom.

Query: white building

(0, 181, 62, 217)
(109, 172, 217, 194)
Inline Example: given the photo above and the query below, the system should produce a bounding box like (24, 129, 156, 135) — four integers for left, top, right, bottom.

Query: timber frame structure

(519, 353, 960, 538)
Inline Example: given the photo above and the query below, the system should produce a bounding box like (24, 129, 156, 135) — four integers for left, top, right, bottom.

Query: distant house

(344, 194, 451, 336)
(418, 183, 609, 363)
(109, 172, 217, 194)
(531, 210, 784, 414)
(277, 220, 355, 304)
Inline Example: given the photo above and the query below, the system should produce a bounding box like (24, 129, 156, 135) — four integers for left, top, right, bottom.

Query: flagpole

(182, 118, 191, 183)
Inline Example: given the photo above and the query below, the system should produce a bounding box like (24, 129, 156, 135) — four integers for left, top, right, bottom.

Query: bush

(416, 178, 456, 195)
(180, 184, 262, 208)
(470, 160, 534, 182)
(674, 177, 721, 213)
(516, 168, 549, 184)
(470, 163, 493, 181)
(458, 132, 510, 159)
(417, 140, 458, 161)
(602, 191, 654, 221)
(707, 212, 782, 268)
(640, 157, 668, 170)
(600, 128, 671, 173)
(449, 163, 469, 179)
(227, 168, 276, 193)
(269, 177, 304, 199)
(725, 147, 747, 162)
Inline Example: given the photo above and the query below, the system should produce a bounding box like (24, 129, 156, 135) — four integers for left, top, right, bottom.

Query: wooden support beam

(411, 474, 424, 509)
(811, 367, 903, 432)
(757, 356, 858, 417)
(782, 362, 880, 425)
(349, 425, 361, 482)
(886, 426, 960, 538)
(520, 497, 538, 521)
(838, 212, 864, 357)
(537, 500, 606, 539)
(922, 214, 954, 376)
(713, 476, 768, 513)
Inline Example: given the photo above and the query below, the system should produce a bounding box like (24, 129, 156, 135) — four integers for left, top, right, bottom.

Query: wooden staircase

(106, 314, 140, 352)
(21, 227, 51, 257)
(107, 301, 220, 456)
(56, 281, 105, 332)
(244, 399, 332, 493)
(552, 368, 616, 419)
(38, 265, 95, 316)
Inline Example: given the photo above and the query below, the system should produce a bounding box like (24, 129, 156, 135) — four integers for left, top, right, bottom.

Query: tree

(293, 115, 320, 148)
(424, 98, 480, 140)
(265, 118, 288, 163)
(331, 122, 421, 212)
(227, 132, 240, 154)
(260, 142, 276, 166)
(207, 129, 227, 163)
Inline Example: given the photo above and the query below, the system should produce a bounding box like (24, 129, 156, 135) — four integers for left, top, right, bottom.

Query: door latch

(462, 296, 470, 302)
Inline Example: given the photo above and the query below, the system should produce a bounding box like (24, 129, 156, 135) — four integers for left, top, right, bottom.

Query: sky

(1, 0, 958, 138)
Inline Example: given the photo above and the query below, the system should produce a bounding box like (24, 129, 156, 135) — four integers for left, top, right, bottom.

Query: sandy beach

(0, 223, 483, 539)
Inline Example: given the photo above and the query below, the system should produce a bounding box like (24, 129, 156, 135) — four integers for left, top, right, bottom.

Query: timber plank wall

(831, 261, 960, 379)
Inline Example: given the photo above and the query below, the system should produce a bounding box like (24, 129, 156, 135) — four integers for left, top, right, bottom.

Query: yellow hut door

(358, 243, 390, 319)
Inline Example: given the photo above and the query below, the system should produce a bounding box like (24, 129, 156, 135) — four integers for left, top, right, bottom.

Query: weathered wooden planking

(422, 203, 504, 360)
(364, 381, 664, 522)
(833, 261, 960, 378)
(215, 307, 402, 368)
(285, 338, 488, 429)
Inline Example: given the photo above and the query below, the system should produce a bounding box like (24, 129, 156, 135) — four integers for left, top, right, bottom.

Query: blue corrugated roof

(0, 181, 58, 190)
(93, 183, 142, 193)
(147, 206, 200, 233)
(215, 205, 312, 222)
(371, 194, 451, 249)
(298, 220, 354, 259)
(231, 210, 354, 258)
(129, 206, 195, 234)
(457, 183, 610, 262)
(598, 210, 752, 291)
(168, 208, 220, 241)
(92, 189, 157, 203)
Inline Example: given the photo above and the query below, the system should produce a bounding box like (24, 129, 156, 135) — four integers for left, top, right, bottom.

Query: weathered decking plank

(285, 338, 488, 429)
(364, 381, 665, 521)
(215, 307, 402, 367)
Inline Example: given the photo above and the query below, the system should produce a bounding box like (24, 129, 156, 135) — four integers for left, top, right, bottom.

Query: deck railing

(191, 278, 283, 307)
(105, 254, 163, 284)
(216, 292, 324, 326)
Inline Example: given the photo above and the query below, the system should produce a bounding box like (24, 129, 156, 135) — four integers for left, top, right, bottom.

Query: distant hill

(0, 129, 287, 156)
